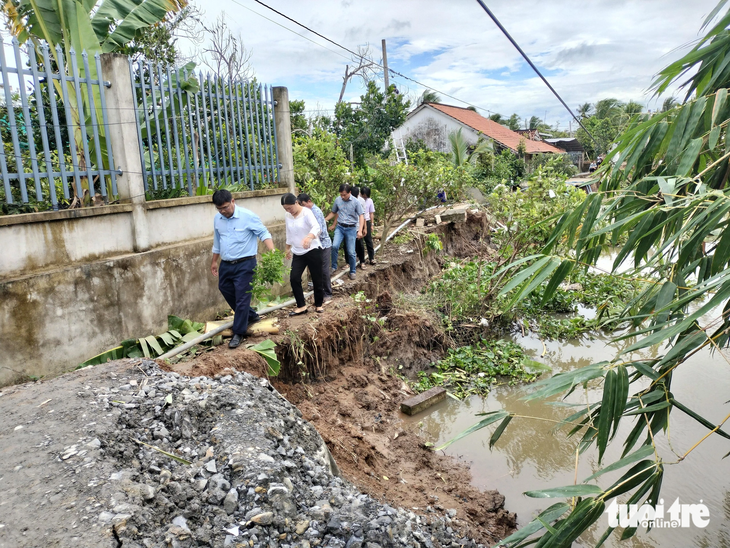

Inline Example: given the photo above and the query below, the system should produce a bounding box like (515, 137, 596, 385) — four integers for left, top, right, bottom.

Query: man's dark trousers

(218, 258, 259, 336)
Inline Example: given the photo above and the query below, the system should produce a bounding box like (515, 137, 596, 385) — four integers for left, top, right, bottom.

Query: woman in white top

(281, 193, 325, 315)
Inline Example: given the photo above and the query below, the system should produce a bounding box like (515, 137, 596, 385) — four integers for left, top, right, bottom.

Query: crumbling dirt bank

(0, 212, 517, 547)
(163, 212, 517, 545)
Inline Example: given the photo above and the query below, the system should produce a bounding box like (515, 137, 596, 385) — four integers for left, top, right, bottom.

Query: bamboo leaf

(496, 503, 570, 546)
(709, 125, 721, 150)
(435, 410, 509, 451)
(525, 363, 606, 401)
(611, 365, 629, 439)
(499, 256, 553, 297)
(597, 369, 615, 462)
(583, 445, 655, 482)
(489, 415, 513, 450)
(712, 88, 728, 126)
(624, 400, 672, 415)
(604, 460, 657, 499)
(622, 417, 648, 457)
(671, 398, 730, 439)
(504, 257, 561, 310)
(542, 499, 606, 548)
(524, 484, 603, 499)
(540, 260, 574, 304)
(630, 361, 659, 380)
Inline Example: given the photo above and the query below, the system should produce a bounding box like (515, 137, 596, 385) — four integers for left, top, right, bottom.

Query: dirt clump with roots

(162, 211, 518, 544)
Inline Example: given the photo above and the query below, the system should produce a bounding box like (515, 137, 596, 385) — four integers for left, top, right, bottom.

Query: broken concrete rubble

(0, 359, 492, 547)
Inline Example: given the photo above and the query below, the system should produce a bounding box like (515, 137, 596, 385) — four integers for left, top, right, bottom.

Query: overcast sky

(181, 0, 722, 130)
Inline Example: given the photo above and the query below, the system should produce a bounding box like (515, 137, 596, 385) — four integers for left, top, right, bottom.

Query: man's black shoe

(229, 333, 244, 348)
(249, 315, 261, 325)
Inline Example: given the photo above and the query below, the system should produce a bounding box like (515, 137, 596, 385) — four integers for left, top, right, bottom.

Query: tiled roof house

(393, 103, 562, 157)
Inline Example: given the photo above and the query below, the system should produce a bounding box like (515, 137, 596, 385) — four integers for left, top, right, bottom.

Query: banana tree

(3, 0, 186, 204)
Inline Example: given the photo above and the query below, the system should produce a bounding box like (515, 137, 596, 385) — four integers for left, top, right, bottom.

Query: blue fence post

(0, 40, 29, 203)
(0, 41, 120, 212)
(27, 47, 58, 208)
(120, 62, 285, 200)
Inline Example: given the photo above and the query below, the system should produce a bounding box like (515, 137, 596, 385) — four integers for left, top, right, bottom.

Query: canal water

(403, 330, 730, 547)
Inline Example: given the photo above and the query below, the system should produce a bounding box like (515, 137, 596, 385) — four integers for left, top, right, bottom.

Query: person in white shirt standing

(360, 186, 376, 265)
(281, 193, 325, 315)
(354, 186, 368, 269)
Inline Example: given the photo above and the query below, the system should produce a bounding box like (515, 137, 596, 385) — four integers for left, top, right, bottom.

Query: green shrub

(293, 128, 353, 210)
(488, 165, 585, 250)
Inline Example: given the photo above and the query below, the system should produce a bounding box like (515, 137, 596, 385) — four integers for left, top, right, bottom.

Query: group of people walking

(210, 185, 376, 348)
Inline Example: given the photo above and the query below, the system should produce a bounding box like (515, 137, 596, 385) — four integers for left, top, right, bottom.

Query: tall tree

(594, 97, 624, 121)
(334, 81, 410, 167)
(460, 2, 730, 545)
(662, 96, 679, 111)
(623, 100, 644, 116)
(289, 99, 308, 135)
(119, 5, 201, 66)
(337, 45, 377, 104)
(577, 102, 593, 118)
(418, 89, 441, 105)
(527, 115, 551, 133)
(506, 113, 521, 131)
(199, 12, 254, 81)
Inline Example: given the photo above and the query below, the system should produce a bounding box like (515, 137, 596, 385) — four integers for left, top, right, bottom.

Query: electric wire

(231, 0, 496, 114)
(473, 0, 597, 145)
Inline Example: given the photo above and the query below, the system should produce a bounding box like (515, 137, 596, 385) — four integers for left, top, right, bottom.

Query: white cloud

(179, 0, 721, 125)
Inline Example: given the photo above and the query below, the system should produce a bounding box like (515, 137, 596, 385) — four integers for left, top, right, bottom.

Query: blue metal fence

(0, 39, 120, 211)
(130, 61, 280, 195)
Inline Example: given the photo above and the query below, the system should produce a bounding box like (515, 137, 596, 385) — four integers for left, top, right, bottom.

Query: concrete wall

(0, 189, 285, 279)
(0, 189, 288, 386)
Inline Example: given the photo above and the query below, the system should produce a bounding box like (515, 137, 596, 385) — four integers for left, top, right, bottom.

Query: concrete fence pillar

(272, 86, 295, 194)
(100, 53, 150, 252)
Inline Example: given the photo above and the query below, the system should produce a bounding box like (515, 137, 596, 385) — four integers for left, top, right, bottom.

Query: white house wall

(393, 107, 480, 153)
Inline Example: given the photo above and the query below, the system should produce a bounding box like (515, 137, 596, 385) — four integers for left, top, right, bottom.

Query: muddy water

(402, 331, 730, 547)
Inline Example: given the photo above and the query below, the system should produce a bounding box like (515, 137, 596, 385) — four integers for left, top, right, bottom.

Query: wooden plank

(400, 387, 447, 416)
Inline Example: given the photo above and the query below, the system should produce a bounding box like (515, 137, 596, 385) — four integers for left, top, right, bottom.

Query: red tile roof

(425, 103, 563, 154)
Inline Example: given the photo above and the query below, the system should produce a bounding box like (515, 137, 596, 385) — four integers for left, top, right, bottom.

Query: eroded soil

(161, 211, 517, 545)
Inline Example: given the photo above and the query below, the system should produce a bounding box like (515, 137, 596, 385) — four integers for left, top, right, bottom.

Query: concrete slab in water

(400, 387, 447, 416)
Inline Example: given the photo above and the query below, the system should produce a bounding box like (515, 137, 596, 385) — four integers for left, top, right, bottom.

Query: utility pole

(382, 39, 389, 90)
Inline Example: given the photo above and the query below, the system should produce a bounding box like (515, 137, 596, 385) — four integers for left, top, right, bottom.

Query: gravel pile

(84, 361, 484, 548)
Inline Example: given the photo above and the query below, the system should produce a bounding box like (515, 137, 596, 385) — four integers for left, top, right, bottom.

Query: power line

(235, 0, 496, 115)
(473, 0, 596, 144)
(225, 0, 353, 64)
